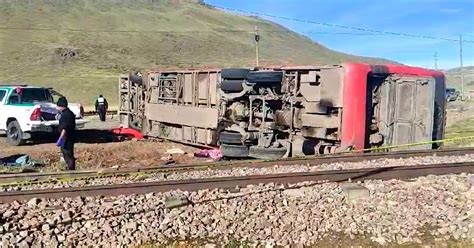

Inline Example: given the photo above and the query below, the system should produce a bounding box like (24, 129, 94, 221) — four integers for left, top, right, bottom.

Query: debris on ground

(0, 154, 44, 173)
(0, 140, 198, 171)
(194, 149, 222, 160)
(0, 154, 44, 167)
(165, 148, 186, 155)
(110, 127, 144, 140)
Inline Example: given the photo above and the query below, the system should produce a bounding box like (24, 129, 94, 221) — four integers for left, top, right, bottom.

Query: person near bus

(95, 94, 108, 122)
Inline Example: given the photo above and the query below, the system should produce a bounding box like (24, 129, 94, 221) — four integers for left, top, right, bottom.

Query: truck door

(378, 75, 435, 150)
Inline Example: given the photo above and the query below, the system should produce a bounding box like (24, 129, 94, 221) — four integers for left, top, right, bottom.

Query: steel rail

(0, 162, 472, 203)
(1, 147, 474, 185)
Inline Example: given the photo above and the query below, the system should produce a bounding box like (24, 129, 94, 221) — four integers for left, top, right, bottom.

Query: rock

(438, 227, 449, 235)
(61, 210, 72, 220)
(84, 221, 92, 229)
(373, 236, 387, 245)
(1, 239, 10, 247)
(165, 148, 186, 155)
(282, 188, 307, 198)
(17, 207, 26, 217)
(19, 230, 28, 237)
(18, 240, 29, 248)
(165, 195, 191, 209)
(41, 224, 51, 231)
(467, 174, 474, 187)
(3, 209, 15, 218)
(49, 235, 59, 248)
(24, 236, 33, 245)
(62, 217, 73, 224)
(57, 235, 66, 242)
(27, 198, 41, 208)
(126, 222, 138, 231)
(28, 217, 40, 229)
(341, 183, 370, 202)
(2, 223, 11, 232)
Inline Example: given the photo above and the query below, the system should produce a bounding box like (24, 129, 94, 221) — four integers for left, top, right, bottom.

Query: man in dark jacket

(56, 97, 76, 170)
(95, 94, 108, 122)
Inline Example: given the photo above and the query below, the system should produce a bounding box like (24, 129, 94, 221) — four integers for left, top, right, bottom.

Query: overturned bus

(119, 63, 446, 159)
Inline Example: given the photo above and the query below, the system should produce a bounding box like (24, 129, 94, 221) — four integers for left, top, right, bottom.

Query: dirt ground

(0, 115, 204, 172)
(445, 101, 474, 127)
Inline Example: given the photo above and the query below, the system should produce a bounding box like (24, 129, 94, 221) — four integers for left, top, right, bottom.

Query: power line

(208, 4, 474, 43)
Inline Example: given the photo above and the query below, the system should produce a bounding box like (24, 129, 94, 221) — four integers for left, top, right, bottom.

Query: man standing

(56, 97, 76, 170)
(95, 94, 108, 122)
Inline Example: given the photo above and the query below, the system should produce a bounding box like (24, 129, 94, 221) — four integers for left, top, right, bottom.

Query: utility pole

(433, 52, 438, 70)
(255, 26, 260, 67)
(459, 34, 465, 100)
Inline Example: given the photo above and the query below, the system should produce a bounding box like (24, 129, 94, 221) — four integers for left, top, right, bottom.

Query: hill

(0, 0, 393, 107)
(445, 66, 474, 91)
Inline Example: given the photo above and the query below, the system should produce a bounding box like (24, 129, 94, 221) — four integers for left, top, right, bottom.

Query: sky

(206, 0, 474, 70)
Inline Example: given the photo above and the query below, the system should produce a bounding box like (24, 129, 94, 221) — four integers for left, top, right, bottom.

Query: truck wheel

(129, 73, 143, 85)
(6, 120, 26, 146)
(221, 68, 250, 79)
(246, 71, 283, 84)
(221, 80, 244, 93)
(248, 146, 287, 160)
(219, 131, 243, 144)
(220, 144, 249, 158)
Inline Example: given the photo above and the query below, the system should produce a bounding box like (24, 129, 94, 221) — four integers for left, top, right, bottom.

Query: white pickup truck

(0, 85, 88, 145)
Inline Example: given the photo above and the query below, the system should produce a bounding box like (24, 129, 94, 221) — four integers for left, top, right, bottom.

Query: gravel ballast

(0, 174, 473, 247)
(3, 154, 474, 192)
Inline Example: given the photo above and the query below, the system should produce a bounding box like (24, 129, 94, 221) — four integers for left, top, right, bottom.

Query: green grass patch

(445, 117, 474, 147)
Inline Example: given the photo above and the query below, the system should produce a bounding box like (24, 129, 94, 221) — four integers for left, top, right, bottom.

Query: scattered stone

(57, 234, 66, 242)
(165, 148, 186, 155)
(27, 198, 41, 208)
(19, 230, 28, 237)
(41, 224, 50, 231)
(341, 183, 370, 202)
(282, 188, 307, 198)
(2, 209, 15, 218)
(373, 236, 387, 245)
(0, 172, 471, 246)
(165, 195, 191, 209)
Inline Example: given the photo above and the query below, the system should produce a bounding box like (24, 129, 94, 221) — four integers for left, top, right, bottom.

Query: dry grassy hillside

(0, 0, 391, 107)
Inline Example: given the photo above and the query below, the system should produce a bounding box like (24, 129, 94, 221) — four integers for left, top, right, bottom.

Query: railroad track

(0, 161, 472, 203)
(1, 147, 474, 185)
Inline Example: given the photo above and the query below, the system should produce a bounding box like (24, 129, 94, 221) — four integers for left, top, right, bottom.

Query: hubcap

(8, 126, 19, 140)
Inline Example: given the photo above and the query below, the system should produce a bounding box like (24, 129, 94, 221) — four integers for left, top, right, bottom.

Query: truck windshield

(20, 88, 53, 103)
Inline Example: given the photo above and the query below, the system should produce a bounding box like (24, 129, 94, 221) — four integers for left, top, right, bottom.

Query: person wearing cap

(95, 94, 108, 122)
(56, 97, 76, 170)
